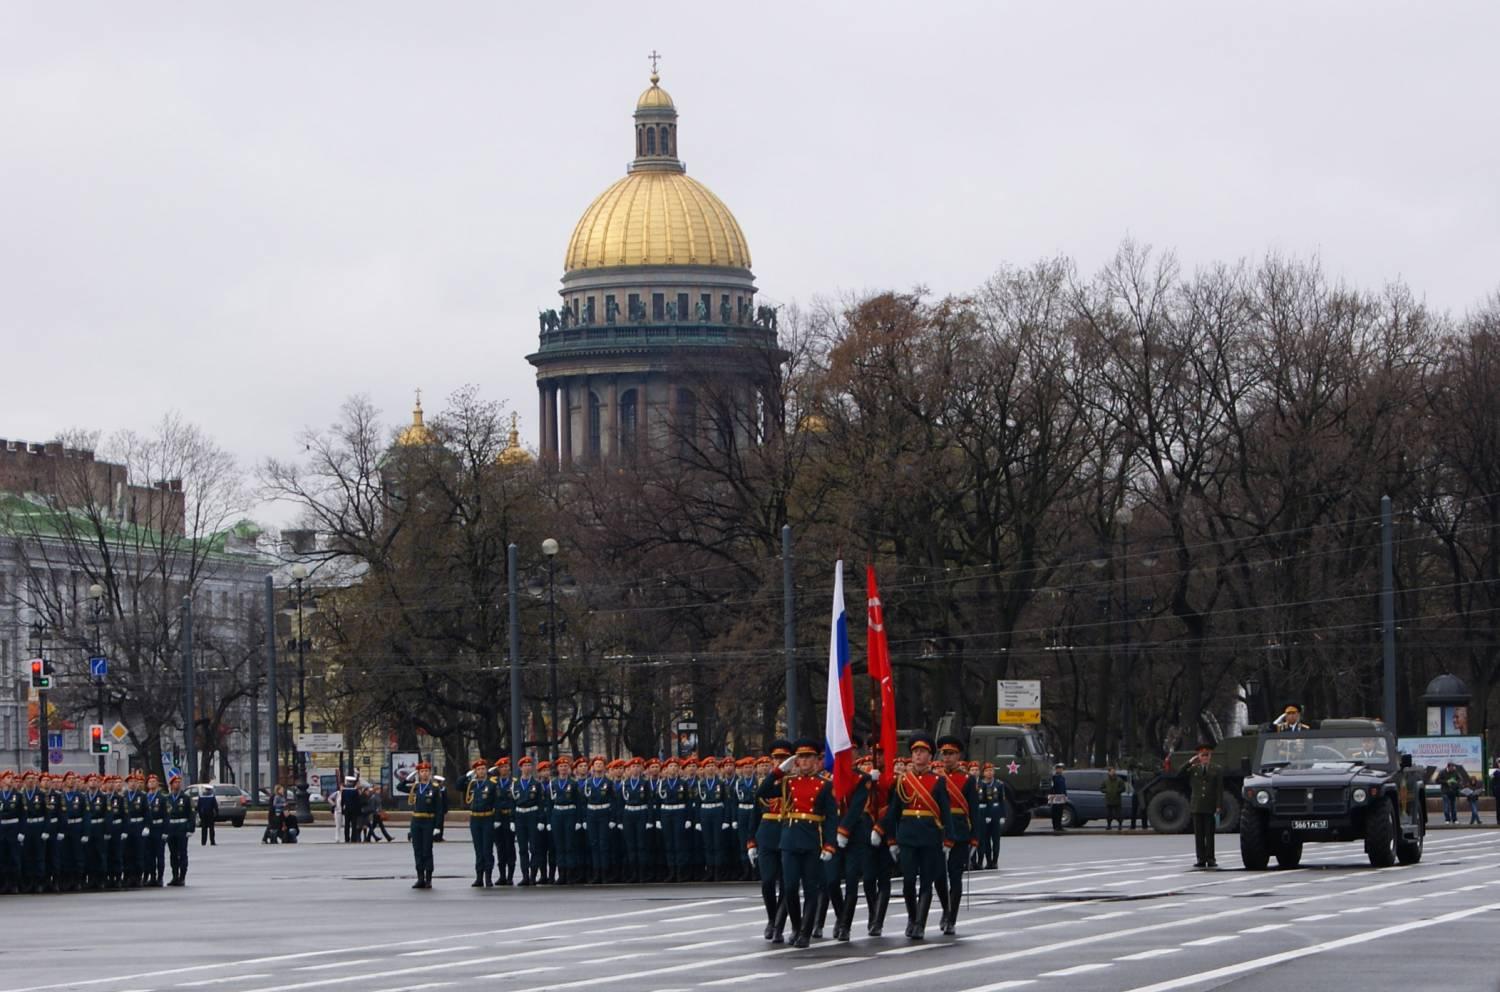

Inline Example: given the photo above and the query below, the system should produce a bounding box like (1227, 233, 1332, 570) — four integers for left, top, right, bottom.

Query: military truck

(1137, 729, 1262, 834)
(1237, 718, 1425, 870)
(908, 714, 1056, 834)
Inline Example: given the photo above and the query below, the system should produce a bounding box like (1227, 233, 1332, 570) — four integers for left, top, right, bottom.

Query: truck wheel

(1239, 809, 1270, 870)
(1146, 790, 1191, 834)
(1365, 801, 1397, 868)
(1215, 792, 1242, 833)
(1058, 804, 1080, 829)
(1274, 840, 1302, 868)
(1004, 810, 1031, 836)
(232, 818, 244, 828)
(1396, 809, 1425, 865)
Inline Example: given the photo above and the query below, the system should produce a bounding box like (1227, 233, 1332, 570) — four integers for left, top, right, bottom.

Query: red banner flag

(866, 565, 898, 787)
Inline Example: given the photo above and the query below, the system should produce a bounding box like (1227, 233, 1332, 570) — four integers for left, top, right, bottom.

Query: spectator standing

(1047, 764, 1067, 833)
(1438, 762, 1464, 824)
(1464, 777, 1483, 825)
(263, 785, 286, 844)
(340, 776, 363, 844)
(1100, 766, 1126, 831)
(197, 786, 219, 846)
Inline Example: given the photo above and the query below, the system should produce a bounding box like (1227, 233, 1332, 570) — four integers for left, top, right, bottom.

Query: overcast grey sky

(4, 2, 1497, 525)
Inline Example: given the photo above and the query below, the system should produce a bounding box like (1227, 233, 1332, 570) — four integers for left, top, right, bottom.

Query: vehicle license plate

(1292, 819, 1328, 830)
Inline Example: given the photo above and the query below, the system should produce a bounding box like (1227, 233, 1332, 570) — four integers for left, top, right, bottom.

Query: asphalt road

(5, 825, 1499, 992)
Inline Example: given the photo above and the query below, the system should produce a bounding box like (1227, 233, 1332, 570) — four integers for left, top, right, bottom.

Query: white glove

(869, 768, 881, 782)
(779, 755, 796, 773)
(608, 822, 616, 829)
(81, 836, 90, 843)
(722, 822, 731, 830)
(890, 845, 900, 862)
(141, 828, 149, 836)
(748, 848, 759, 865)
(655, 821, 663, 829)
(870, 830, 882, 847)
(837, 833, 849, 848)
(41, 833, 50, 840)
(694, 823, 702, 831)
(820, 850, 833, 862)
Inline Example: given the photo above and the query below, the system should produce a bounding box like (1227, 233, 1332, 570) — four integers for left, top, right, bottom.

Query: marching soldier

(490, 758, 516, 885)
(1189, 743, 1222, 869)
(643, 758, 664, 881)
(877, 732, 955, 940)
(609, 759, 628, 881)
(976, 762, 1004, 868)
(106, 775, 127, 888)
(19, 769, 47, 892)
(747, 741, 792, 941)
(861, 748, 894, 935)
(164, 774, 194, 886)
(465, 758, 496, 887)
(580, 756, 613, 884)
(512, 756, 544, 885)
(144, 773, 169, 886)
(406, 760, 439, 887)
(762, 738, 836, 948)
(680, 757, 700, 877)
(45, 773, 65, 891)
(935, 735, 979, 935)
(59, 771, 88, 891)
(121, 771, 147, 887)
(0, 770, 20, 894)
(535, 760, 554, 882)
(831, 747, 878, 941)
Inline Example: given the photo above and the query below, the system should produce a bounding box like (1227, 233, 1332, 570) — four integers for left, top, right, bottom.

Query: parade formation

(405, 730, 1008, 949)
(0, 767, 196, 894)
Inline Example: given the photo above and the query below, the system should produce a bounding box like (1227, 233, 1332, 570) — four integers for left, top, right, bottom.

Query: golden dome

(497, 412, 533, 467)
(395, 389, 437, 447)
(564, 171, 751, 272)
(637, 71, 674, 110)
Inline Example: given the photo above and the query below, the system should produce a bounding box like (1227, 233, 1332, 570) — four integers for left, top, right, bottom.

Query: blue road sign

(48, 748, 64, 765)
(90, 656, 108, 677)
(48, 732, 63, 749)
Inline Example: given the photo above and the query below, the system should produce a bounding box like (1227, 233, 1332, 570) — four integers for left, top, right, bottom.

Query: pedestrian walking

(1047, 763, 1068, 833)
(1101, 766, 1126, 831)
(407, 761, 438, 888)
(197, 785, 218, 846)
(1464, 777, 1483, 825)
(367, 786, 394, 841)
(936, 735, 979, 936)
(877, 732, 954, 941)
(1189, 743, 1222, 868)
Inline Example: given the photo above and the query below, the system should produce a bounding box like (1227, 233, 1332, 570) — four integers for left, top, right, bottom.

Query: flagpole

(783, 524, 798, 737)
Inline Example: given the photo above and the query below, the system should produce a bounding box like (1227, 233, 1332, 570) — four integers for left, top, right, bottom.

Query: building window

(647, 129, 656, 155)
(660, 125, 671, 155)
(676, 388, 697, 442)
(628, 293, 641, 322)
(676, 293, 689, 322)
(652, 293, 664, 321)
(636, 127, 644, 156)
(619, 389, 638, 452)
(699, 293, 711, 322)
(588, 392, 602, 461)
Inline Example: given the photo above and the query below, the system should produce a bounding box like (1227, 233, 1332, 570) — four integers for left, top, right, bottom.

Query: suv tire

(1274, 840, 1302, 868)
(1003, 810, 1031, 836)
(1365, 801, 1398, 868)
(1146, 790, 1191, 834)
(1239, 809, 1271, 870)
(1396, 811, 1424, 865)
(1215, 792, 1242, 833)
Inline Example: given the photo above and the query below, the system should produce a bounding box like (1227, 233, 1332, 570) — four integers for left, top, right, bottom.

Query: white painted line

(370, 984, 451, 992)
(1116, 948, 1182, 962)
(795, 958, 864, 971)
(1081, 911, 1131, 921)
(473, 969, 558, 981)
(1342, 906, 1377, 914)
(294, 960, 378, 973)
(1117, 901, 1500, 992)
(1183, 935, 1235, 947)
(663, 913, 722, 923)
(957, 982, 1037, 992)
(178, 978, 270, 988)
(1291, 913, 1337, 922)
(1383, 897, 1421, 906)
(1240, 924, 1289, 934)
(1039, 963, 1110, 977)
(700, 975, 783, 988)
(665, 939, 736, 952)
(877, 943, 944, 955)
(506, 947, 801, 992)
(399, 947, 473, 957)
(576, 954, 647, 966)
(580, 924, 647, 934)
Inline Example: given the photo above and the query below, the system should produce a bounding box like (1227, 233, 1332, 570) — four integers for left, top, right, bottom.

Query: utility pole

(783, 524, 797, 737)
(263, 574, 277, 799)
(182, 596, 196, 784)
(508, 543, 522, 768)
(1381, 495, 1398, 729)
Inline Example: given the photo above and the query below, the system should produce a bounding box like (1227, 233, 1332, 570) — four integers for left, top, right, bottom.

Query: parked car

(186, 783, 251, 827)
(1057, 769, 1136, 828)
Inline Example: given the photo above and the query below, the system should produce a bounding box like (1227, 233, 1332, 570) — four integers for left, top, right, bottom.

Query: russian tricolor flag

(825, 560, 856, 800)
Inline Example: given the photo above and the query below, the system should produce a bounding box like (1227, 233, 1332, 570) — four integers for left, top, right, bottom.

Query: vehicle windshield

(1256, 735, 1393, 769)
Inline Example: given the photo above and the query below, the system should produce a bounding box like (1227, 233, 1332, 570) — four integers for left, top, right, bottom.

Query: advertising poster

(1398, 736, 1484, 783)
(391, 752, 421, 796)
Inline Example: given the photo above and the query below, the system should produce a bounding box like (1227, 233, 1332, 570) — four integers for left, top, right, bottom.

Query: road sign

(90, 656, 109, 677)
(48, 731, 64, 749)
(48, 748, 64, 765)
(676, 721, 698, 732)
(294, 732, 345, 752)
(997, 680, 1042, 725)
(109, 721, 129, 742)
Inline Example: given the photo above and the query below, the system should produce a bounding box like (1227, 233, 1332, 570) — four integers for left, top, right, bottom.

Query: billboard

(391, 752, 421, 796)
(1398, 736, 1484, 783)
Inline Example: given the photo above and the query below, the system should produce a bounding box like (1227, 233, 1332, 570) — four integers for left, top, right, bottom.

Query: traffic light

(30, 659, 51, 690)
(89, 724, 110, 754)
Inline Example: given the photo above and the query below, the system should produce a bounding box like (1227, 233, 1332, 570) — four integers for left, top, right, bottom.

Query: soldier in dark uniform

(534, 759, 554, 882)
(695, 756, 729, 881)
(609, 759, 629, 881)
(616, 758, 647, 883)
(340, 775, 363, 844)
(145, 773, 170, 886)
(976, 762, 1004, 868)
(761, 738, 837, 948)
(432, 775, 449, 841)
(679, 757, 700, 878)
(747, 741, 792, 940)
(0, 769, 21, 894)
(123, 770, 149, 886)
(163, 774, 194, 885)
(490, 758, 516, 885)
(83, 773, 107, 889)
(860, 748, 894, 935)
(511, 756, 544, 885)
(407, 760, 438, 888)
(548, 756, 582, 883)
(59, 771, 88, 891)
(106, 775, 127, 888)
(465, 758, 496, 887)
(580, 756, 613, 884)
(45, 773, 66, 891)
(656, 757, 689, 883)
(878, 732, 955, 940)
(643, 758, 664, 880)
(1188, 743, 1222, 869)
(936, 736, 980, 935)
(732, 757, 758, 880)
(19, 769, 47, 892)
(832, 748, 878, 941)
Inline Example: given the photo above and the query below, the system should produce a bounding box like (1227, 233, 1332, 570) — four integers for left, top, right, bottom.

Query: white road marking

(1039, 963, 1110, 977)
(1081, 911, 1131, 921)
(1239, 923, 1289, 934)
(293, 960, 378, 972)
(700, 975, 783, 987)
(664, 939, 736, 952)
(369, 984, 451, 992)
(473, 969, 558, 981)
(663, 913, 722, 923)
(876, 943, 944, 955)
(177, 978, 269, 988)
(1182, 935, 1235, 946)
(1116, 901, 1500, 992)
(1382, 897, 1421, 906)
(576, 954, 647, 965)
(399, 947, 473, 956)
(1291, 913, 1336, 922)
(794, 958, 864, 970)
(1116, 948, 1182, 962)
(957, 982, 1037, 992)
(580, 924, 647, 934)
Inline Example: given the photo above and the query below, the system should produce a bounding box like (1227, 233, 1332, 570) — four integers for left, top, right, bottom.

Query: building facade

(527, 69, 784, 466)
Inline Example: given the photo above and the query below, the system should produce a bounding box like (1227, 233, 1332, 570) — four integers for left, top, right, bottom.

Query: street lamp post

(291, 564, 312, 823)
(541, 539, 560, 762)
(88, 584, 107, 774)
(1115, 506, 1134, 769)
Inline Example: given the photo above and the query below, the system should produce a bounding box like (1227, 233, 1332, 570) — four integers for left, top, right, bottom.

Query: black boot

(412, 872, 424, 889)
(811, 890, 829, 939)
(771, 900, 791, 944)
(835, 887, 858, 941)
(794, 896, 817, 948)
(911, 890, 933, 940)
(484, 869, 493, 887)
(472, 871, 484, 888)
(903, 893, 919, 938)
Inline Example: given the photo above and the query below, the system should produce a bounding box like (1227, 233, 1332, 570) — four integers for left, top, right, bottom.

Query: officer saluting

(877, 732, 955, 940)
(762, 738, 837, 948)
(407, 760, 439, 888)
(1188, 743, 1222, 869)
(465, 758, 496, 887)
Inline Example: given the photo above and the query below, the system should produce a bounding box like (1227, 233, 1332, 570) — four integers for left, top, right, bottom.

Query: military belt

(660, 803, 685, 811)
(470, 811, 493, 817)
(0, 816, 18, 823)
(902, 810, 938, 818)
(760, 812, 784, 821)
(624, 804, 648, 811)
(551, 804, 575, 811)
(68, 817, 86, 823)
(587, 803, 612, 811)
(784, 812, 825, 823)
(127, 817, 144, 823)
(738, 803, 756, 811)
(410, 812, 435, 818)
(169, 817, 189, 823)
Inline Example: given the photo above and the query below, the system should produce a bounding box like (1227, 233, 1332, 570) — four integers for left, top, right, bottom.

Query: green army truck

(907, 714, 1056, 835)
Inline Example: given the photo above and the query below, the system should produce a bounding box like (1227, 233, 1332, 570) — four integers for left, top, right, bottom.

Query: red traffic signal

(89, 724, 110, 754)
(30, 659, 51, 690)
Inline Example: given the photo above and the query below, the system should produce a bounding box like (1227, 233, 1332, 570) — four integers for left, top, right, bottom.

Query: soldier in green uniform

(1100, 765, 1127, 832)
(976, 763, 1003, 867)
(1188, 743, 1222, 869)
(490, 758, 516, 885)
(548, 756, 582, 883)
(163, 774, 195, 885)
(0, 770, 20, 894)
(83, 773, 108, 889)
(465, 758, 496, 887)
(878, 732, 955, 940)
(407, 760, 438, 888)
(512, 756, 544, 885)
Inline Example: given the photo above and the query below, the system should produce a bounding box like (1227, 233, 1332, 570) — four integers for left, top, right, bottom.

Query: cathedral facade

(526, 69, 782, 467)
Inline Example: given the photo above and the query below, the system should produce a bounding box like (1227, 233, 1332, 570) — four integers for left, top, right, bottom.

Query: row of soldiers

(0, 768, 197, 894)
(402, 736, 1007, 938)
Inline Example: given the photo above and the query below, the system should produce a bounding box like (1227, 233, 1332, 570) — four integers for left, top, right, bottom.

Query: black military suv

(1238, 719, 1425, 870)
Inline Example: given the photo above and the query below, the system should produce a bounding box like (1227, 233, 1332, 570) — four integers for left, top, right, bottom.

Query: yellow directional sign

(997, 680, 1042, 725)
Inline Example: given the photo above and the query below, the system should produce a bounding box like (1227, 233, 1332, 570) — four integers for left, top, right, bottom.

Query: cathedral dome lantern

(527, 58, 785, 469)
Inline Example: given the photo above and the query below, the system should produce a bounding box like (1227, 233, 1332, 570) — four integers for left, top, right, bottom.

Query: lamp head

(88, 583, 104, 601)
(541, 538, 560, 557)
(291, 564, 309, 581)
